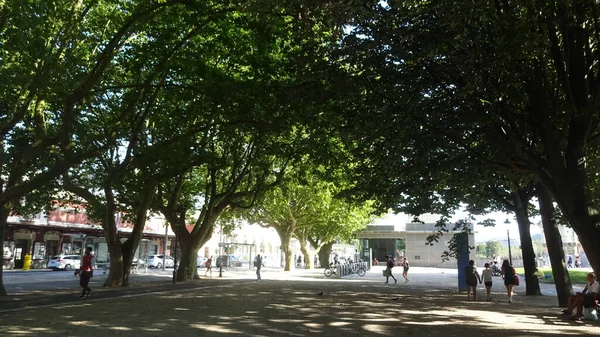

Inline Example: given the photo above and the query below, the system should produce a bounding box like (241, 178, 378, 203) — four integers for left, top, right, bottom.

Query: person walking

(384, 255, 397, 284)
(402, 257, 410, 283)
(255, 254, 263, 281)
(204, 256, 213, 277)
(567, 256, 573, 268)
(464, 260, 482, 301)
(501, 259, 516, 303)
(78, 247, 94, 299)
(481, 263, 493, 301)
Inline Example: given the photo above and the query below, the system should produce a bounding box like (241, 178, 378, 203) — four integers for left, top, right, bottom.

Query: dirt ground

(0, 274, 599, 337)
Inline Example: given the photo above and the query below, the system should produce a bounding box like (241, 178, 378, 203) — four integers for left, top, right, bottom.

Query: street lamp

(172, 222, 178, 284)
(504, 219, 512, 265)
(163, 224, 168, 271)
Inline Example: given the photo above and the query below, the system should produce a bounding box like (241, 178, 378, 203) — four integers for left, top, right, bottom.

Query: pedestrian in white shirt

(561, 272, 599, 320)
(481, 263, 494, 301)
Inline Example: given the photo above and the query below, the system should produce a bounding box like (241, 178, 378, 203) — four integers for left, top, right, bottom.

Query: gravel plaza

(0, 266, 598, 336)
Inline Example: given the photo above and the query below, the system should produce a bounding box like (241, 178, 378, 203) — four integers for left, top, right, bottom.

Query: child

(481, 263, 493, 301)
(465, 260, 482, 301)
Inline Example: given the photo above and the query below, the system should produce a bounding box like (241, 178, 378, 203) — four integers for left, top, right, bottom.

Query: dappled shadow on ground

(0, 280, 598, 337)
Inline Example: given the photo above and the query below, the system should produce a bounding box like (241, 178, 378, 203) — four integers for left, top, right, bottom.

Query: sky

(371, 209, 543, 244)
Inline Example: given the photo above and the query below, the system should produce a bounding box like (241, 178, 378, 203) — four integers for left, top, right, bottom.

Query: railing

(337, 262, 370, 278)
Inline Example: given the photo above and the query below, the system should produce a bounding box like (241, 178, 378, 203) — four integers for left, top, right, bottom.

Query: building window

(33, 242, 46, 260)
(414, 255, 421, 260)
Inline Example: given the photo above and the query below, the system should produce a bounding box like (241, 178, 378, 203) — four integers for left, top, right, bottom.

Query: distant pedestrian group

(382, 256, 410, 285)
(384, 255, 397, 284)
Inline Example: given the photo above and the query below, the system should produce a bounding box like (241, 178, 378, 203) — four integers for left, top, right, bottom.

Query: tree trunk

(574, 220, 600, 276)
(318, 241, 334, 268)
(103, 195, 124, 287)
(539, 156, 600, 277)
(174, 215, 215, 281)
(299, 239, 312, 269)
(177, 236, 201, 281)
(513, 189, 542, 295)
(121, 182, 156, 286)
(0, 204, 8, 296)
(537, 183, 573, 306)
(121, 243, 135, 286)
(274, 225, 294, 271)
(279, 233, 292, 271)
(104, 239, 125, 287)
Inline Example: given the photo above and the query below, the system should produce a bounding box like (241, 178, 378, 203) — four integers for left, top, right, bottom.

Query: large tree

(240, 167, 375, 271)
(156, 126, 290, 281)
(334, 1, 600, 276)
(0, 0, 191, 295)
(537, 183, 573, 306)
(58, 0, 245, 287)
(151, 0, 353, 280)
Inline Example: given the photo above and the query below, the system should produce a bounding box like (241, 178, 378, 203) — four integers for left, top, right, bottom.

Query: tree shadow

(1, 279, 598, 336)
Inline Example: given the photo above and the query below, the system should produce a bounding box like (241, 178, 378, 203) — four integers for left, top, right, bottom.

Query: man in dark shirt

(384, 255, 397, 284)
(255, 254, 263, 281)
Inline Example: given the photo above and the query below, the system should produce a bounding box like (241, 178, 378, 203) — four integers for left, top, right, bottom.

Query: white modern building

(356, 222, 475, 268)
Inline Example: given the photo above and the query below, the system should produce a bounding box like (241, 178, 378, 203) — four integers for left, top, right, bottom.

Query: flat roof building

(356, 222, 474, 268)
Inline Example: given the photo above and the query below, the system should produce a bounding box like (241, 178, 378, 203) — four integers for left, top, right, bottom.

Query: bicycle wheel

(324, 268, 333, 277)
(357, 267, 366, 277)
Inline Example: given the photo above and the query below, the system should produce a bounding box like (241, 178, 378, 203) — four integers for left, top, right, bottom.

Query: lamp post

(163, 224, 168, 271)
(504, 219, 513, 265)
(172, 222, 178, 284)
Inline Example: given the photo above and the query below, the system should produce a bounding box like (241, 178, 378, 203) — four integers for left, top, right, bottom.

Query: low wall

(474, 258, 523, 268)
(409, 258, 525, 269)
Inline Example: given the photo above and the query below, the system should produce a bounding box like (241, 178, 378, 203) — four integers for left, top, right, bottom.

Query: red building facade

(2, 205, 174, 270)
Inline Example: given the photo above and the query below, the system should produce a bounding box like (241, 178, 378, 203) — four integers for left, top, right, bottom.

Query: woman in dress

(501, 259, 516, 303)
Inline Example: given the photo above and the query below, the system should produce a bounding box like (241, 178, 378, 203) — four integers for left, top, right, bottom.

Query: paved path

(0, 266, 598, 336)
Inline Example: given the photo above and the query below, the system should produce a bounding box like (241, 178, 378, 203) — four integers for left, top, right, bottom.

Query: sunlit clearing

(402, 321, 453, 326)
(109, 327, 133, 331)
(70, 321, 93, 326)
(329, 321, 352, 327)
(362, 324, 390, 334)
(190, 323, 242, 334)
(269, 319, 308, 323)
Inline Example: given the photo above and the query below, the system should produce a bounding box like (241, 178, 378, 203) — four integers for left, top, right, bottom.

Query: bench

(582, 294, 600, 320)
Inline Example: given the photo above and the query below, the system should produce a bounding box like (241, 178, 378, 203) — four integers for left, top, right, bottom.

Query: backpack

(387, 259, 394, 269)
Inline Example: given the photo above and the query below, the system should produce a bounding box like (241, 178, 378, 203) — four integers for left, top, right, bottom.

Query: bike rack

(338, 262, 370, 278)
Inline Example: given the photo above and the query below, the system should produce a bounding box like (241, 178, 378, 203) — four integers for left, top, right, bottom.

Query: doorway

(14, 239, 29, 269)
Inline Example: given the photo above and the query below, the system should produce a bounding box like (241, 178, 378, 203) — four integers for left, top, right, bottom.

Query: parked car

(216, 255, 243, 267)
(147, 255, 175, 269)
(47, 254, 81, 271)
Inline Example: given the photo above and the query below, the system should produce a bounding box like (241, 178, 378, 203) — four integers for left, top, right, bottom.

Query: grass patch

(514, 267, 590, 284)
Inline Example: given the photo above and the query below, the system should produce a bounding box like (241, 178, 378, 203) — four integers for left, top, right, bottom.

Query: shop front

(3, 218, 173, 270)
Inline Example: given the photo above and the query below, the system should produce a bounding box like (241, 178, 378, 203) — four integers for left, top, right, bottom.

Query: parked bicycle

(324, 263, 338, 277)
(349, 263, 367, 277)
